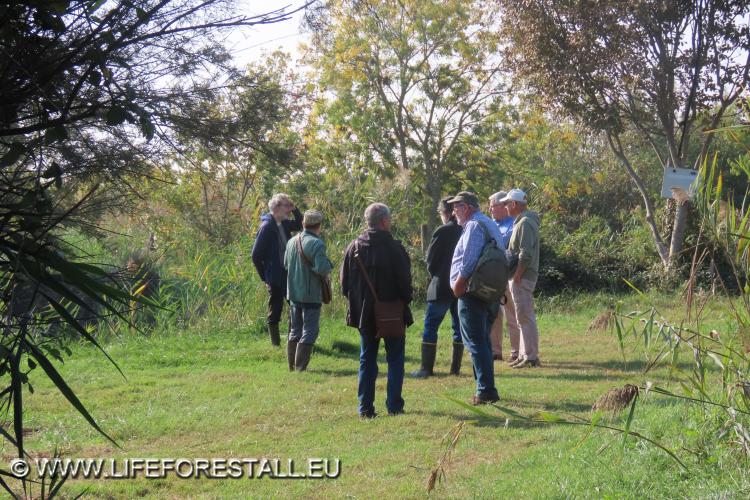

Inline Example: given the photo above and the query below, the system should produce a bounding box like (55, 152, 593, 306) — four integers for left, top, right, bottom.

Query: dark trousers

(267, 283, 287, 325)
(358, 332, 405, 415)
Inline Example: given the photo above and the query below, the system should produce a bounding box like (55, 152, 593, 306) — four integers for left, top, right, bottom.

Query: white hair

(489, 191, 508, 204)
(364, 203, 391, 228)
(268, 193, 291, 212)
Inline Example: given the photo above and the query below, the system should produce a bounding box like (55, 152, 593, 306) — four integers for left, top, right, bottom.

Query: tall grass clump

(608, 150, 750, 470)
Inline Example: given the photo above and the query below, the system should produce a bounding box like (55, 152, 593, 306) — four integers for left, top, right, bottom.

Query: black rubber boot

(450, 343, 464, 375)
(287, 340, 298, 371)
(268, 323, 281, 346)
(295, 343, 314, 372)
(410, 343, 437, 378)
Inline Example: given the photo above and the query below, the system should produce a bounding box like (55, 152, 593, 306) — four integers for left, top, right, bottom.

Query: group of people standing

(251, 189, 541, 418)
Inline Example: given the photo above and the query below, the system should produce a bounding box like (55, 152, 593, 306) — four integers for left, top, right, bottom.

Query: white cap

(500, 188, 527, 204)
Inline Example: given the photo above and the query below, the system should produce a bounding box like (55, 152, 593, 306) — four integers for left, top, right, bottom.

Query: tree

(162, 53, 301, 245)
(304, 0, 506, 233)
(499, 0, 750, 268)
(0, 1, 306, 496)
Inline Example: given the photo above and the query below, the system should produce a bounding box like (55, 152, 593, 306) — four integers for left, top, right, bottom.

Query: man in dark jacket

(340, 203, 413, 418)
(251, 193, 302, 346)
(411, 196, 463, 378)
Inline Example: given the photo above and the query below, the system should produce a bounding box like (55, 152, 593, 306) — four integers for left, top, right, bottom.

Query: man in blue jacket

(251, 193, 302, 346)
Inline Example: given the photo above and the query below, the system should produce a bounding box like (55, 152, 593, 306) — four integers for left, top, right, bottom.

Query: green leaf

(139, 115, 155, 141)
(41, 292, 125, 379)
(88, 70, 102, 86)
(622, 279, 643, 295)
(45, 125, 68, 143)
(106, 106, 129, 126)
(535, 411, 564, 423)
(0, 142, 26, 167)
(621, 393, 638, 448)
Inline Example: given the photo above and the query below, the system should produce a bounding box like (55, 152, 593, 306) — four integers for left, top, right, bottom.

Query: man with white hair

(501, 189, 542, 368)
(252, 193, 303, 346)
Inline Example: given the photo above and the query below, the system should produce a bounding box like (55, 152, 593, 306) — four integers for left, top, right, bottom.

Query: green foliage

(304, 0, 507, 230)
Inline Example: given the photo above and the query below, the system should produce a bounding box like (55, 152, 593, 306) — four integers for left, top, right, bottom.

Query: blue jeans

(289, 303, 321, 345)
(422, 299, 462, 344)
(457, 295, 499, 399)
(358, 332, 405, 415)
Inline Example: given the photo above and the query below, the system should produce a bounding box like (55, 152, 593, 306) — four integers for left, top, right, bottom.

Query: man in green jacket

(502, 189, 542, 369)
(284, 210, 333, 371)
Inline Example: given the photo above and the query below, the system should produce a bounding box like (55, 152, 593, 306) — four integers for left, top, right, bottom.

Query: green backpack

(467, 222, 518, 303)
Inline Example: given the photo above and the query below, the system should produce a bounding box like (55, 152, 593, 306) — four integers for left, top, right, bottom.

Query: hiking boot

(388, 409, 405, 416)
(359, 411, 378, 420)
(507, 354, 519, 365)
(294, 343, 314, 371)
(286, 339, 298, 371)
(410, 342, 437, 378)
(268, 323, 281, 346)
(450, 343, 464, 376)
(471, 393, 500, 405)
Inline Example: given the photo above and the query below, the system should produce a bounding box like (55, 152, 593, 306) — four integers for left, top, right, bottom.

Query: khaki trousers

(506, 278, 539, 360)
(489, 292, 518, 357)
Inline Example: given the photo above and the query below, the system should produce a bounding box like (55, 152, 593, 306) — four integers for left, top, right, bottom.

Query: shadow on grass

(505, 370, 623, 382)
(316, 341, 418, 364)
(315, 368, 359, 377)
(543, 359, 697, 373)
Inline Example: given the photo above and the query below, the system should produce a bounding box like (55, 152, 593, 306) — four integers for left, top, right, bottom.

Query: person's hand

(452, 276, 468, 297)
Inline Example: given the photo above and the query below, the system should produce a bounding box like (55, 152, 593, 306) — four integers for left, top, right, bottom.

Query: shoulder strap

(475, 219, 493, 245)
(297, 234, 327, 278)
(353, 242, 379, 302)
(296, 234, 314, 267)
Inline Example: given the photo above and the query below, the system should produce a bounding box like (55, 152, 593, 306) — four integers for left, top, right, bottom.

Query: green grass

(7, 293, 749, 498)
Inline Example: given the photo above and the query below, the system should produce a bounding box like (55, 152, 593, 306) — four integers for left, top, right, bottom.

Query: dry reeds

(587, 307, 615, 334)
(426, 420, 464, 493)
(592, 384, 639, 413)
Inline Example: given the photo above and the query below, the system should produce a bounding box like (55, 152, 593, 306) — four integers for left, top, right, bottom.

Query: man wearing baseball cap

(501, 189, 542, 368)
(448, 191, 503, 405)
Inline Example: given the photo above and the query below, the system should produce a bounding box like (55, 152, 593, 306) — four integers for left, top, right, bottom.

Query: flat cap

(303, 210, 324, 226)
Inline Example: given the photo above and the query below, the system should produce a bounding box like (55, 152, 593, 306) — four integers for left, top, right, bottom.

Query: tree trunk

(668, 200, 690, 267)
(423, 168, 442, 247)
(607, 133, 671, 268)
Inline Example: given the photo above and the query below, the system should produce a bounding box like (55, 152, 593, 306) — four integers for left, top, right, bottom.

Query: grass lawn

(8, 294, 747, 498)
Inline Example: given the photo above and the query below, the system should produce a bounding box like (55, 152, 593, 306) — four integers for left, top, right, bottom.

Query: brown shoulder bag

(354, 244, 405, 339)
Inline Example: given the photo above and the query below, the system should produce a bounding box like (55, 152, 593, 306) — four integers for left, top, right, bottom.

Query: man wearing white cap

(501, 189, 542, 368)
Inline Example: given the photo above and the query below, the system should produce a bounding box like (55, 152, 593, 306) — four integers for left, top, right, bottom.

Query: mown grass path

(13, 297, 742, 498)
